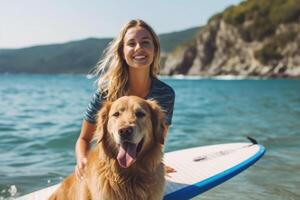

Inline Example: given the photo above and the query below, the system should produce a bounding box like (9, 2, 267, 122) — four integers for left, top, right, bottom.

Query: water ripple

(1, 75, 300, 199)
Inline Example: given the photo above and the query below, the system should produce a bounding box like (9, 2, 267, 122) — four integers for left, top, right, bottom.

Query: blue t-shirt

(84, 78, 175, 125)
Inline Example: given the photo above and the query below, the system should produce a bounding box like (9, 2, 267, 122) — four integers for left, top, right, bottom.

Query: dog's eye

(136, 111, 145, 118)
(112, 112, 120, 117)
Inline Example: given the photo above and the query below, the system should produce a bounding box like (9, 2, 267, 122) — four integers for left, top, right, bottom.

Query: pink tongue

(117, 142, 137, 168)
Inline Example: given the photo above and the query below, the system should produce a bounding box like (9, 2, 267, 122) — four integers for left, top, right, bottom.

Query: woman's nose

(135, 42, 143, 51)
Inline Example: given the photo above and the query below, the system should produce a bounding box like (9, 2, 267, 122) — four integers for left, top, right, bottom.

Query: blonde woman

(75, 19, 175, 179)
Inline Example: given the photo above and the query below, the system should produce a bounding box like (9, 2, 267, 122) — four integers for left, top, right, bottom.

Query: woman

(75, 19, 175, 179)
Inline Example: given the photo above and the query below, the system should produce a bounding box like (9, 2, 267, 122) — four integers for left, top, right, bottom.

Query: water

(0, 74, 299, 200)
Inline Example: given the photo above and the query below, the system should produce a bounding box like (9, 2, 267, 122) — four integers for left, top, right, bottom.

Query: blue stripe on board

(163, 144, 266, 200)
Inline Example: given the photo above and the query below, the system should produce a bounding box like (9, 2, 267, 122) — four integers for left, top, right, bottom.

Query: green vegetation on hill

(0, 38, 111, 74)
(254, 29, 297, 65)
(0, 27, 200, 74)
(159, 27, 200, 53)
(222, 0, 300, 65)
(223, 0, 300, 41)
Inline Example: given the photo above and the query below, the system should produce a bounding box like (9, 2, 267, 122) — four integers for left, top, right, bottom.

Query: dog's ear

(95, 101, 112, 143)
(147, 100, 166, 145)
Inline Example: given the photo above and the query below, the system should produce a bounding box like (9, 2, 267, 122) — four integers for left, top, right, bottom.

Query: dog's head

(96, 96, 165, 168)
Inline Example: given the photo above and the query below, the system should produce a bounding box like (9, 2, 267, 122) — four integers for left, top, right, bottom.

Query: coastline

(1, 72, 300, 80)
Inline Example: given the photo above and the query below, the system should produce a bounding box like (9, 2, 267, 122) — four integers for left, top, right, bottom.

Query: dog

(49, 96, 166, 200)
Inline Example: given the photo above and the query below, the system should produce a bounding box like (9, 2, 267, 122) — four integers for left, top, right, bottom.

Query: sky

(0, 0, 243, 49)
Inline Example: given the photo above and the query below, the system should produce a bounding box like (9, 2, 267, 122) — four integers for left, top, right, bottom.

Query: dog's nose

(119, 126, 133, 137)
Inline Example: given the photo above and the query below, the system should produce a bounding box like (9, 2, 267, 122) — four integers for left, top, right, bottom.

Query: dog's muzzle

(118, 126, 134, 141)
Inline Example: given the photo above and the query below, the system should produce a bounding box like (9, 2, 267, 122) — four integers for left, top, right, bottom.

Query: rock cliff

(162, 0, 300, 77)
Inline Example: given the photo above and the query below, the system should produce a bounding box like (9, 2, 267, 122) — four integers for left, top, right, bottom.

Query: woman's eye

(142, 41, 151, 46)
(127, 42, 135, 47)
(112, 112, 120, 117)
(136, 111, 145, 118)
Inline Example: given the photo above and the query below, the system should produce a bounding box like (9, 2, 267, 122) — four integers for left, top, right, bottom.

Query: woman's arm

(75, 120, 96, 179)
(163, 124, 169, 139)
(162, 124, 176, 173)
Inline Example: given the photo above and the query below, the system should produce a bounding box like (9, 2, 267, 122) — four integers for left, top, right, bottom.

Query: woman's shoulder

(91, 88, 107, 102)
(152, 77, 175, 97)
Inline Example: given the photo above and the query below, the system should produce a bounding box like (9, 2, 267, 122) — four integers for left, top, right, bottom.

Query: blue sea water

(0, 74, 299, 200)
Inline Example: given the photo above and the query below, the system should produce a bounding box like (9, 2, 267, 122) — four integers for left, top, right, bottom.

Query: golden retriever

(49, 96, 166, 200)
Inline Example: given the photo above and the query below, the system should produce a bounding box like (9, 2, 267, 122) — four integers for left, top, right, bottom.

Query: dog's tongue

(117, 142, 137, 168)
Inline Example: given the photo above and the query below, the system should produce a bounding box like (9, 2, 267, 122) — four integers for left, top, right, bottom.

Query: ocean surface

(0, 74, 299, 200)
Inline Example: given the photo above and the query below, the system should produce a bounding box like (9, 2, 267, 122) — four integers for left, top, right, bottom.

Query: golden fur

(49, 96, 166, 200)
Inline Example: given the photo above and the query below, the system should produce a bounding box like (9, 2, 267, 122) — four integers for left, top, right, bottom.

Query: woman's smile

(133, 53, 148, 63)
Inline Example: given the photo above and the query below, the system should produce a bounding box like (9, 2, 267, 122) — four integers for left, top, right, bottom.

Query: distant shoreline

(1, 72, 300, 80)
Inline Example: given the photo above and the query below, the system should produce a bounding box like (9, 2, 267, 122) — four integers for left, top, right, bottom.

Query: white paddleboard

(17, 142, 265, 200)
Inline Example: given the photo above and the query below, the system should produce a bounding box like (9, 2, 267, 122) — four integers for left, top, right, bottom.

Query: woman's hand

(75, 120, 96, 180)
(165, 165, 177, 173)
(75, 157, 88, 180)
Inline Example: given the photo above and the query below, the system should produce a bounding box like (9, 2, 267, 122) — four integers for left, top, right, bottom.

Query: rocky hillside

(162, 0, 300, 77)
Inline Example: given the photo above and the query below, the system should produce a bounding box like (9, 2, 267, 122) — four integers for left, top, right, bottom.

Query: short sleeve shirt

(84, 78, 175, 125)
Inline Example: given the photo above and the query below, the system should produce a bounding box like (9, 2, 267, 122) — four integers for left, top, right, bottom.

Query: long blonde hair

(94, 19, 161, 101)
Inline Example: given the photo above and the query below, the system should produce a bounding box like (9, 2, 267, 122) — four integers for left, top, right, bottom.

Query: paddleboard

(16, 141, 265, 200)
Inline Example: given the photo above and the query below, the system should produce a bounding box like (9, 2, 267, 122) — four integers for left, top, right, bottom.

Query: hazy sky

(0, 0, 243, 49)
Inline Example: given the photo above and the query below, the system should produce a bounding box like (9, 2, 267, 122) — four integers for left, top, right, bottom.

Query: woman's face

(123, 26, 155, 70)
